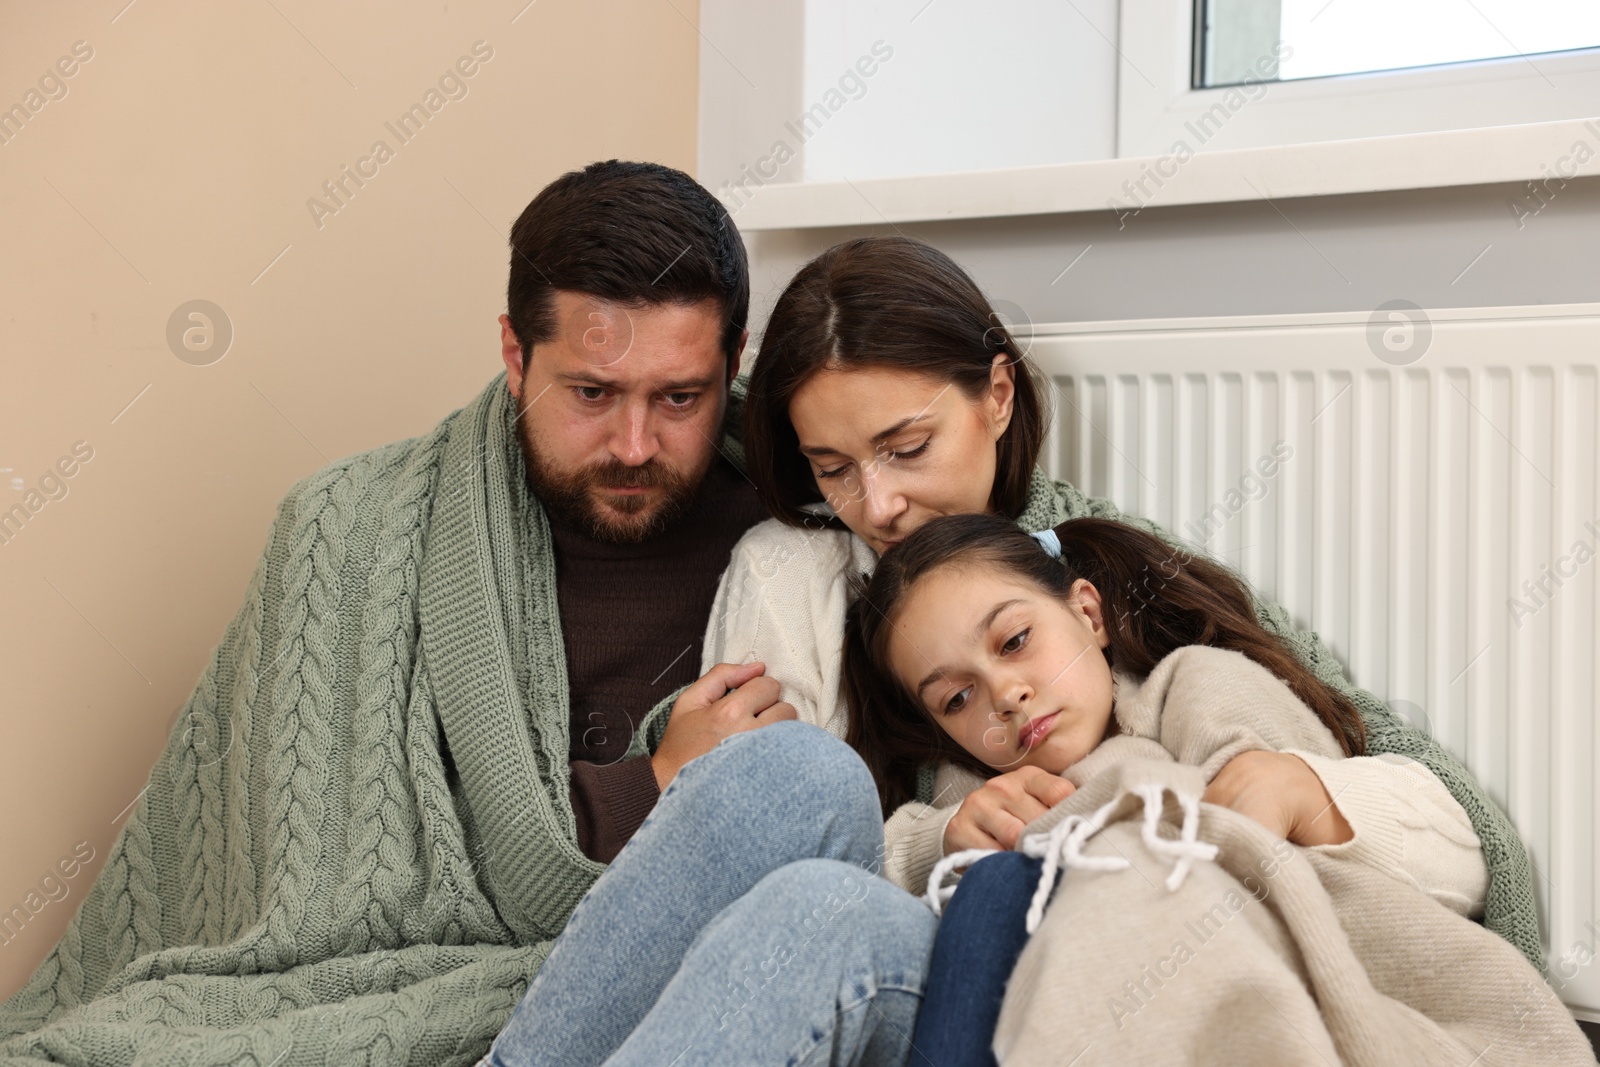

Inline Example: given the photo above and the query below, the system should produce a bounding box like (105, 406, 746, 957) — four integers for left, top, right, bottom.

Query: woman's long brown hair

(742, 235, 1049, 527)
(842, 513, 1367, 814)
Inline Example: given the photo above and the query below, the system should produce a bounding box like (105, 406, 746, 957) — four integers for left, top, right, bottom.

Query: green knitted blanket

(1004, 467, 1542, 969)
(0, 373, 687, 1066)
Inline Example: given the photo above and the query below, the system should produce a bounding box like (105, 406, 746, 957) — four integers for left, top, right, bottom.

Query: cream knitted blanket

(984, 645, 1593, 1066)
(0, 373, 697, 1066)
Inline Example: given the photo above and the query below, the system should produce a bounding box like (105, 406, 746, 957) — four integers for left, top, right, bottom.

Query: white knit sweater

(702, 518, 1488, 916)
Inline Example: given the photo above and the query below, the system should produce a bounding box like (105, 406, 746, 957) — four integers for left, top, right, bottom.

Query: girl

(841, 511, 1475, 1063)
(840, 511, 1591, 1064)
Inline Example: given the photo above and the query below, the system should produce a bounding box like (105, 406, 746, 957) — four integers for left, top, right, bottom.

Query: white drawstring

(1130, 783, 1217, 892)
(1018, 795, 1130, 933)
(925, 784, 1219, 935)
(924, 847, 1002, 915)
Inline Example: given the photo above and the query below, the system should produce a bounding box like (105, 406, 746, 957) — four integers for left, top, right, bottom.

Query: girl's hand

(944, 766, 1076, 854)
(1203, 750, 1353, 847)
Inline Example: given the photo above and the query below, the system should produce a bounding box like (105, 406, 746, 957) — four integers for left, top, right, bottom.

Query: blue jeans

(482, 720, 937, 1067)
(911, 851, 1052, 1067)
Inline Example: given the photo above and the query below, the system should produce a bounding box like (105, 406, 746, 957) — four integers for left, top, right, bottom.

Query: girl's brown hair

(743, 236, 1049, 527)
(842, 513, 1367, 813)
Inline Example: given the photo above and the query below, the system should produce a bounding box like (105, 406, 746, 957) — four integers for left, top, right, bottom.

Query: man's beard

(516, 407, 704, 544)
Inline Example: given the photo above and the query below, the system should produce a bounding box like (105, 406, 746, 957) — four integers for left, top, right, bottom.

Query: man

(0, 161, 879, 1066)
(493, 161, 797, 861)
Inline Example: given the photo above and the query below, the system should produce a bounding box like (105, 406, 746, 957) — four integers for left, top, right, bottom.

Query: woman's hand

(943, 766, 1076, 854)
(1203, 750, 1353, 847)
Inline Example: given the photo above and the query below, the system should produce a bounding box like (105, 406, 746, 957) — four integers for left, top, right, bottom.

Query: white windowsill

(721, 116, 1600, 231)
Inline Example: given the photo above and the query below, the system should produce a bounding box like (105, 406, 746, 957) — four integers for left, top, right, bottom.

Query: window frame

(1121, 0, 1600, 157)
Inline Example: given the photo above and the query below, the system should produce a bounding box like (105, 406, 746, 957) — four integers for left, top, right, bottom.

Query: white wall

(733, 176, 1600, 356)
(799, 0, 1116, 181)
(698, 0, 1118, 208)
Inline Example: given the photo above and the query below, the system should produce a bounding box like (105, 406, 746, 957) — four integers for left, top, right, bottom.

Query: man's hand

(650, 661, 797, 789)
(1202, 750, 1353, 847)
(943, 766, 1076, 854)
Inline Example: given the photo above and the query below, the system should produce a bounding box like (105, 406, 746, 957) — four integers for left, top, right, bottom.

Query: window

(1121, 0, 1600, 157)
(1200, 0, 1600, 88)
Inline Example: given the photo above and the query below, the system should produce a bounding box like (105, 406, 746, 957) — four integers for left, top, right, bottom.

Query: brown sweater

(550, 456, 767, 863)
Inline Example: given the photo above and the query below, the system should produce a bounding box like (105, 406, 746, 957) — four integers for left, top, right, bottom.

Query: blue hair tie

(1030, 528, 1062, 559)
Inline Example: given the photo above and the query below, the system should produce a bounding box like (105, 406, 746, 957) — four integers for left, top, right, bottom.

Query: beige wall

(0, 0, 699, 998)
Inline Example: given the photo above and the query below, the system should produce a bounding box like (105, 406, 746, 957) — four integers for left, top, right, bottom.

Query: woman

(485, 235, 1531, 1066)
(708, 235, 1526, 1062)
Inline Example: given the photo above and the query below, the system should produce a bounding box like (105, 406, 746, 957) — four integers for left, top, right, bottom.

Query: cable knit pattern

(185, 643, 228, 948)
(0, 372, 680, 1066)
(333, 428, 445, 955)
(223, 551, 267, 950)
(258, 459, 353, 972)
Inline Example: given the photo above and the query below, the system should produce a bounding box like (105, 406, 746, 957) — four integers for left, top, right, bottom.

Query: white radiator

(1027, 303, 1600, 1015)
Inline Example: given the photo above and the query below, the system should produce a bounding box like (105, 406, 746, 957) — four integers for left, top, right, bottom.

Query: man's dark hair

(506, 160, 749, 367)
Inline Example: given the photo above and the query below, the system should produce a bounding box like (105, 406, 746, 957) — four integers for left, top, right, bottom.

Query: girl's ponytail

(1048, 518, 1366, 759)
